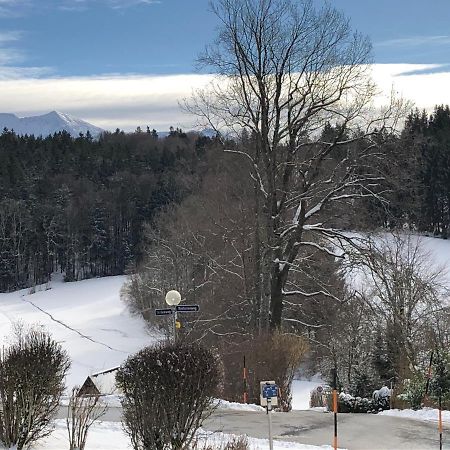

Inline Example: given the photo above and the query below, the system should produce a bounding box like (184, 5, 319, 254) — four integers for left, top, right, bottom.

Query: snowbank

(216, 399, 265, 412)
(379, 408, 450, 424)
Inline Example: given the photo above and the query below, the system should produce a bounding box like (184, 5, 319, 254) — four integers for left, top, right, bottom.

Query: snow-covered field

(0, 274, 154, 389)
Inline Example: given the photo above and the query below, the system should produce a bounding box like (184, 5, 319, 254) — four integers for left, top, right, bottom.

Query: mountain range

(0, 111, 104, 138)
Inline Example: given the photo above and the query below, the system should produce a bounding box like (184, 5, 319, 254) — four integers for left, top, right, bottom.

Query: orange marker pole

(331, 368, 338, 450)
(243, 356, 248, 404)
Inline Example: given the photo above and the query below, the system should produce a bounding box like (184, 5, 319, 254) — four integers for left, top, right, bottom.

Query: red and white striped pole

(243, 355, 248, 403)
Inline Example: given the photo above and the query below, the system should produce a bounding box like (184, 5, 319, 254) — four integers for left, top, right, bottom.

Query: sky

(0, 0, 450, 130)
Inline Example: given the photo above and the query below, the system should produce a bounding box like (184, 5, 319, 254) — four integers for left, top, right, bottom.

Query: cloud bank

(0, 64, 449, 132)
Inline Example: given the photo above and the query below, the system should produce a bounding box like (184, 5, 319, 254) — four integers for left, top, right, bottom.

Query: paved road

(204, 409, 449, 450)
(58, 406, 449, 450)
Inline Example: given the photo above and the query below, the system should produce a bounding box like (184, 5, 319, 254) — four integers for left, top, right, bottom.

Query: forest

(0, 127, 212, 291)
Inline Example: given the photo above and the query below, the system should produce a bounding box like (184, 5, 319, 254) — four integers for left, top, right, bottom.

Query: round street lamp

(165, 290, 181, 306)
(165, 290, 181, 342)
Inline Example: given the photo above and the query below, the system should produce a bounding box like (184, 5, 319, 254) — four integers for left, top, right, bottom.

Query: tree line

(0, 127, 211, 292)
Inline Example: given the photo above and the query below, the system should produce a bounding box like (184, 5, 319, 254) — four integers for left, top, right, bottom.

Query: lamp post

(165, 290, 181, 343)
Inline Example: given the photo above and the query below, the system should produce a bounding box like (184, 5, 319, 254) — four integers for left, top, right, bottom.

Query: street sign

(155, 308, 173, 316)
(260, 381, 278, 407)
(263, 384, 278, 399)
(176, 304, 200, 312)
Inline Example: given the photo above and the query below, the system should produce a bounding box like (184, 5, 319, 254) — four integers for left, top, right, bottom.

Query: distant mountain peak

(0, 111, 104, 137)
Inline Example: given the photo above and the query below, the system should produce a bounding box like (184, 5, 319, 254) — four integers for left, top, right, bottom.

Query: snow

(0, 274, 154, 390)
(34, 421, 341, 450)
(291, 376, 325, 410)
(216, 399, 266, 412)
(379, 408, 450, 424)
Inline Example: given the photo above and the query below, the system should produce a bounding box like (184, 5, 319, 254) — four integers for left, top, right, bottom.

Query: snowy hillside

(0, 111, 104, 137)
(0, 274, 154, 389)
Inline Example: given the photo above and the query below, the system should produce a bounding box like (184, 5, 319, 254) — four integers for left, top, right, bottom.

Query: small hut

(78, 366, 121, 397)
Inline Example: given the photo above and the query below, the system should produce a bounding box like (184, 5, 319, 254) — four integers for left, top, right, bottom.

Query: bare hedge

(116, 341, 222, 450)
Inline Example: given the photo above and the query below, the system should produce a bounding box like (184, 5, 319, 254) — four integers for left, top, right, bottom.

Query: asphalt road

(58, 406, 449, 450)
(204, 409, 449, 450)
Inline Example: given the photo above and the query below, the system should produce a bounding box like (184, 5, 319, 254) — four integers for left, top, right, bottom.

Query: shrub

(398, 374, 425, 410)
(325, 388, 391, 413)
(116, 341, 222, 450)
(195, 436, 249, 450)
(221, 332, 307, 411)
(0, 327, 70, 450)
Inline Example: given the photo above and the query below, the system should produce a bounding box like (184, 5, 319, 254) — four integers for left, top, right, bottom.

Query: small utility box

(260, 381, 278, 407)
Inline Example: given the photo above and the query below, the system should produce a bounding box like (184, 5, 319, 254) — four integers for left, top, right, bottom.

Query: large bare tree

(187, 0, 404, 330)
(345, 233, 448, 380)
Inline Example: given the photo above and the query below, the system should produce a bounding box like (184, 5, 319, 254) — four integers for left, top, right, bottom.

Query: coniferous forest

(0, 127, 211, 291)
(2, 105, 450, 293)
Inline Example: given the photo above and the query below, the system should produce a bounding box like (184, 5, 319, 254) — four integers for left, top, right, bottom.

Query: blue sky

(0, 0, 450, 130)
(1, 0, 449, 77)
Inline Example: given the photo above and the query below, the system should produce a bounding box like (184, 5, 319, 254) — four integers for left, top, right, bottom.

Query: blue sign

(262, 384, 278, 399)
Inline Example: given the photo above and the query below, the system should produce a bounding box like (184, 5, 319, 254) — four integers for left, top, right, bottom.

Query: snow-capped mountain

(0, 111, 104, 137)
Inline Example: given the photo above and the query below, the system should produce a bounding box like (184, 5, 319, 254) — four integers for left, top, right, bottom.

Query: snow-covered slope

(0, 274, 154, 389)
(0, 111, 104, 137)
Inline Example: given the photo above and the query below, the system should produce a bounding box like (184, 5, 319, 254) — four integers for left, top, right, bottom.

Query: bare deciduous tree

(0, 326, 70, 450)
(345, 232, 448, 380)
(187, 0, 405, 330)
(66, 386, 106, 450)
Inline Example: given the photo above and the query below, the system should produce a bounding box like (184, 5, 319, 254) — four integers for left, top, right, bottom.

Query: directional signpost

(260, 381, 278, 450)
(155, 290, 200, 342)
(155, 308, 173, 316)
(176, 305, 200, 313)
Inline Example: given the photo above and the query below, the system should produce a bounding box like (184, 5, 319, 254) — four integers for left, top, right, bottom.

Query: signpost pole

(173, 308, 177, 343)
(439, 394, 443, 450)
(267, 398, 274, 450)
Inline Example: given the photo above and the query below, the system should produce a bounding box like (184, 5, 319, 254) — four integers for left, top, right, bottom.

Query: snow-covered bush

(325, 387, 391, 413)
(0, 327, 70, 450)
(116, 342, 222, 450)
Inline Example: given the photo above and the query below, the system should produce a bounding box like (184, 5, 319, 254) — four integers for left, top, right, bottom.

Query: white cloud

(376, 35, 450, 47)
(0, 30, 22, 43)
(58, 0, 161, 11)
(0, 65, 450, 132)
(0, 73, 211, 131)
(0, 0, 31, 17)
